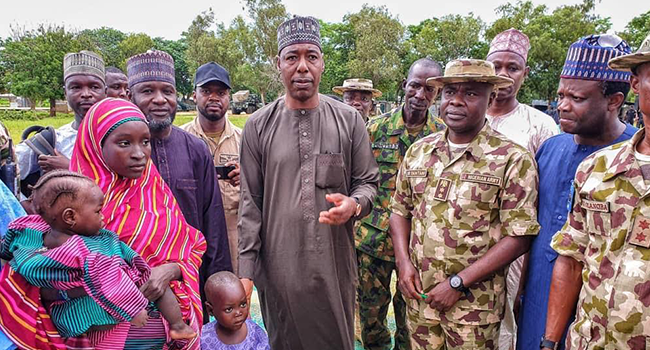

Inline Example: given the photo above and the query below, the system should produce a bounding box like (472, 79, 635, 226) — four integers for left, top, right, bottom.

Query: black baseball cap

(194, 62, 231, 89)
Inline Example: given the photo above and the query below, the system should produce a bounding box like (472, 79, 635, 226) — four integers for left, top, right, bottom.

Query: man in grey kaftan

(237, 16, 379, 350)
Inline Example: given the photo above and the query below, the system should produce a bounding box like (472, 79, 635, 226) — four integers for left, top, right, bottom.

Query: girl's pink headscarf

(70, 98, 206, 336)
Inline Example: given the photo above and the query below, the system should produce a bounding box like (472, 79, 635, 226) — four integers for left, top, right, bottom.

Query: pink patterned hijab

(70, 98, 206, 331)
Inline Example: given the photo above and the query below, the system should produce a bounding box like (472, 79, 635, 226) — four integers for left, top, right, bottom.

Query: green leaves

(485, 0, 611, 103)
(1, 24, 85, 111)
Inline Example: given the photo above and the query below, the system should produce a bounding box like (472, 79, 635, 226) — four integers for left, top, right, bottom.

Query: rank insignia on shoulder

(433, 178, 452, 201)
(580, 200, 609, 213)
(405, 169, 427, 178)
(630, 215, 650, 248)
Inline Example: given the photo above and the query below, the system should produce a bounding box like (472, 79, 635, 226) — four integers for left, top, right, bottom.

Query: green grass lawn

(3, 112, 249, 142)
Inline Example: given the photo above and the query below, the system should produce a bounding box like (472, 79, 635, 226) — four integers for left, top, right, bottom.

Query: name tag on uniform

(581, 200, 609, 213)
(460, 173, 502, 187)
(405, 169, 427, 178)
(219, 153, 239, 164)
(630, 215, 650, 248)
(433, 178, 452, 201)
(372, 143, 398, 150)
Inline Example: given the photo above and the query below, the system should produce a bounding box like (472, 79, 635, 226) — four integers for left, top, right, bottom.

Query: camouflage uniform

(551, 129, 650, 350)
(356, 106, 445, 350)
(390, 123, 539, 350)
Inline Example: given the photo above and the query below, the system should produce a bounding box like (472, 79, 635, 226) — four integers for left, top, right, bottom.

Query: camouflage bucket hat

(332, 78, 382, 98)
(609, 33, 650, 72)
(426, 59, 513, 89)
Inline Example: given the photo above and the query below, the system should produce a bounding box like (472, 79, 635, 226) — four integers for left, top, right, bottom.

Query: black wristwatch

(448, 274, 470, 295)
(540, 337, 558, 350)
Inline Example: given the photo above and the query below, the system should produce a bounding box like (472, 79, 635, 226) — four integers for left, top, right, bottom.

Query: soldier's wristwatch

(449, 274, 470, 295)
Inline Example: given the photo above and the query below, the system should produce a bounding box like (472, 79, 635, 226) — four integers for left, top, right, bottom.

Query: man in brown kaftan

(237, 16, 379, 350)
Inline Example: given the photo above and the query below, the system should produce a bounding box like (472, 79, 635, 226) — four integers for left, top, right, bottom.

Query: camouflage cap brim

(332, 86, 383, 98)
(608, 52, 650, 72)
(425, 75, 514, 89)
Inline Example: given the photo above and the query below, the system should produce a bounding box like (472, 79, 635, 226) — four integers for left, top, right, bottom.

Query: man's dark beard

(147, 112, 176, 132)
(198, 105, 226, 122)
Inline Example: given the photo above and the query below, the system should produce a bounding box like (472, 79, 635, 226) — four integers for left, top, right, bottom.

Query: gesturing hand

(318, 193, 357, 226)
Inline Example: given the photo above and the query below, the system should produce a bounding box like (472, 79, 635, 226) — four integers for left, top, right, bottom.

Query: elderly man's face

(130, 81, 177, 132)
(64, 75, 106, 119)
(440, 82, 494, 137)
(402, 64, 440, 118)
(343, 90, 373, 118)
(632, 63, 650, 120)
(556, 78, 611, 136)
(277, 43, 324, 103)
(487, 51, 529, 101)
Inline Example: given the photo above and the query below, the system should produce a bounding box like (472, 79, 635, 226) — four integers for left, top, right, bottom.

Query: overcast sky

(1, 0, 648, 40)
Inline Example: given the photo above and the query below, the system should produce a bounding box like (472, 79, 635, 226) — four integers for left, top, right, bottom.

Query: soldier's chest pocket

(452, 181, 500, 229)
(315, 153, 346, 190)
(373, 145, 399, 189)
(582, 201, 612, 238)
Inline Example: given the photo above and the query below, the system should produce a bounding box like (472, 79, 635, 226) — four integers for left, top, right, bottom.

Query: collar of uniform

(436, 120, 491, 161)
(602, 128, 645, 181)
(387, 104, 439, 136)
(191, 112, 236, 141)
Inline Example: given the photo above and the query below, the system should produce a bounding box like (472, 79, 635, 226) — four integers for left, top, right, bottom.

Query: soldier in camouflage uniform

(542, 33, 650, 350)
(389, 59, 540, 350)
(333, 78, 382, 122)
(355, 58, 444, 350)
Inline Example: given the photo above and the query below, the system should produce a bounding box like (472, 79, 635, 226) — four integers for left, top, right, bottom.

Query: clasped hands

(396, 260, 463, 312)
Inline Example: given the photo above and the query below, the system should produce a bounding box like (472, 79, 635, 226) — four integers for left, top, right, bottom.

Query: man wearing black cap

(182, 62, 242, 274)
(127, 51, 232, 324)
(238, 15, 379, 350)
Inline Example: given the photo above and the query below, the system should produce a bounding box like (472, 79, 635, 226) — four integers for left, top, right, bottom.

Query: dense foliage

(0, 1, 648, 113)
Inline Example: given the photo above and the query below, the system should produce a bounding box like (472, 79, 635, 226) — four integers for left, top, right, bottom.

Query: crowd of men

(1, 13, 650, 350)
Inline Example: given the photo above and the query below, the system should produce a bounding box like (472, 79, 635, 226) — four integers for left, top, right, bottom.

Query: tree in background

(118, 33, 155, 71)
(77, 27, 126, 68)
(1, 24, 86, 116)
(154, 37, 192, 98)
(319, 20, 353, 96)
(343, 5, 405, 100)
(409, 14, 487, 66)
(485, 0, 610, 103)
(184, 1, 288, 104)
(619, 10, 650, 50)
(0, 38, 7, 94)
(0, 0, 645, 110)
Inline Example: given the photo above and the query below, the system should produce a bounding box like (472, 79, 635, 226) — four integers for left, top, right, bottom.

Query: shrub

(0, 110, 73, 121)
